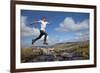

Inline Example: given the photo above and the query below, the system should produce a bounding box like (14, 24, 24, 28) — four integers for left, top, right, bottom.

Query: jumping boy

(31, 17, 50, 45)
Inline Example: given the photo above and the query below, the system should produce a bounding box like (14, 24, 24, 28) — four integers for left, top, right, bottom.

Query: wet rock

(32, 54, 56, 62)
(60, 52, 73, 58)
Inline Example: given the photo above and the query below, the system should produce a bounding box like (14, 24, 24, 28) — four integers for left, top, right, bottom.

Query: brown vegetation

(21, 41, 89, 63)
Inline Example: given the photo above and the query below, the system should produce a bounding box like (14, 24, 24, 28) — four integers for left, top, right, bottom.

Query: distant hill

(49, 40, 89, 48)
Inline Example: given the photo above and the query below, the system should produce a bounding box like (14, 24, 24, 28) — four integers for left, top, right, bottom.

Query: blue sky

(21, 10, 89, 47)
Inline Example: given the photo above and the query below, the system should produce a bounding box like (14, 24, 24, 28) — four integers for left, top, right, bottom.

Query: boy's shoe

(32, 40, 34, 45)
(43, 42, 48, 45)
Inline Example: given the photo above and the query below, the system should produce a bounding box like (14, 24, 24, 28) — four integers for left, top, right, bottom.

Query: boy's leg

(43, 31, 48, 45)
(32, 30, 43, 44)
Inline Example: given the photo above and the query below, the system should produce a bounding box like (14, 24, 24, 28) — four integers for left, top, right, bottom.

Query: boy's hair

(41, 17, 46, 20)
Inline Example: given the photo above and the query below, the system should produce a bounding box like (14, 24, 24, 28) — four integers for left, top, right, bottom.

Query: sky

(21, 10, 89, 48)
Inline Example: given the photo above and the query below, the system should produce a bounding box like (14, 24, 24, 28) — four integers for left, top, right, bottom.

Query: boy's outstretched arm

(47, 21, 51, 25)
(30, 20, 40, 25)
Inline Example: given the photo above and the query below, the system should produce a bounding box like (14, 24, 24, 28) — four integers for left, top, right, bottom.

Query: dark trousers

(32, 30, 48, 43)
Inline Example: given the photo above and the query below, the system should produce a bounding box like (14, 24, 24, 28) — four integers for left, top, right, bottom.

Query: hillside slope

(21, 40, 89, 63)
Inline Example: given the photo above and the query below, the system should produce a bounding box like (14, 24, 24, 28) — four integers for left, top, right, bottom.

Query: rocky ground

(21, 40, 89, 63)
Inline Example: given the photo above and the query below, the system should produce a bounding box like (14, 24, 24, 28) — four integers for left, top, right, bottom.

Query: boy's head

(41, 17, 46, 21)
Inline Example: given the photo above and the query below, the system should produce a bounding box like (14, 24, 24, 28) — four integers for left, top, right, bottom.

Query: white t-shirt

(38, 20, 49, 31)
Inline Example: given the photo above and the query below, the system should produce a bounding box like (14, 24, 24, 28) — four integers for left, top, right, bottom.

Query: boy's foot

(43, 42, 48, 45)
(32, 40, 34, 45)
(32, 41, 33, 44)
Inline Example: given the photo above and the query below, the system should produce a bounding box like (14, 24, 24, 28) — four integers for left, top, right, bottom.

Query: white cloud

(74, 31, 89, 41)
(55, 17, 89, 42)
(56, 17, 89, 32)
(21, 16, 40, 37)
